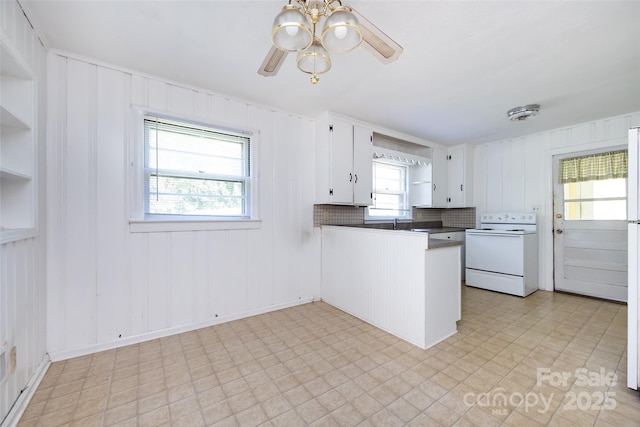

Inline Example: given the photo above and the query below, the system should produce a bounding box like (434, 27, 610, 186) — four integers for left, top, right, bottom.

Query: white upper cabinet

(0, 37, 35, 242)
(431, 147, 448, 208)
(352, 125, 374, 206)
(316, 113, 373, 206)
(446, 144, 474, 207)
(430, 144, 474, 208)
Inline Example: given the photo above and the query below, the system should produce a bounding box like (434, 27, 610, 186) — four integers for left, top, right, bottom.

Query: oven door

(466, 232, 524, 276)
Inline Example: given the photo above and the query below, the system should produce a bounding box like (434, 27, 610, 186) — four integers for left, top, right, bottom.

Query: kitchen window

(366, 160, 410, 219)
(136, 115, 256, 229)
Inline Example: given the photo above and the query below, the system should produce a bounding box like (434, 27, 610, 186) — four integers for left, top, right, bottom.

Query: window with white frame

(367, 160, 410, 219)
(143, 116, 252, 219)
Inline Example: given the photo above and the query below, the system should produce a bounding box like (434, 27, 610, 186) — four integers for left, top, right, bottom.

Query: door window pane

(563, 178, 626, 220)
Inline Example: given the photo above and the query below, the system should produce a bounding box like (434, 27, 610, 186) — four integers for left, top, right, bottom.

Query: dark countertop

(331, 222, 469, 234)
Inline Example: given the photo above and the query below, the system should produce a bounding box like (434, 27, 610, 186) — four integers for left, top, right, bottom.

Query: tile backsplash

(441, 208, 477, 228)
(313, 205, 476, 228)
(313, 205, 366, 225)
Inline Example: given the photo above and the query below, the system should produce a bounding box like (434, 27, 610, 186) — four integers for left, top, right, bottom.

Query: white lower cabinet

(429, 231, 465, 280)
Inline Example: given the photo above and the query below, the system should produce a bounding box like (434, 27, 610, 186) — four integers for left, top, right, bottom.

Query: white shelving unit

(1, 37, 36, 243)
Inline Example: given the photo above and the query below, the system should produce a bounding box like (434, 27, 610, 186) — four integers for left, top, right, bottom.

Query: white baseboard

(48, 297, 314, 362)
(1, 355, 51, 427)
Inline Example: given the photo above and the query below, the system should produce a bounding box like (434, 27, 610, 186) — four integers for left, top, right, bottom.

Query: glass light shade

(296, 38, 331, 75)
(271, 5, 313, 52)
(321, 6, 361, 53)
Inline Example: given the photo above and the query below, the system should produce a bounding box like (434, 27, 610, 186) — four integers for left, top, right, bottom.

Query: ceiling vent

(507, 104, 540, 121)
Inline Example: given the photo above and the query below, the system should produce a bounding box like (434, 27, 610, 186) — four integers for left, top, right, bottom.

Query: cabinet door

(431, 147, 448, 208)
(447, 146, 465, 207)
(352, 125, 373, 206)
(329, 117, 355, 204)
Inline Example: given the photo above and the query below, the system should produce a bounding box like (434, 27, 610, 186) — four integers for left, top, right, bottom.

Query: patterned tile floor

(17, 286, 640, 426)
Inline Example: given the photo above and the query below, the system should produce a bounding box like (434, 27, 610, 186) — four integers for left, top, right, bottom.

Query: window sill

(129, 219, 262, 233)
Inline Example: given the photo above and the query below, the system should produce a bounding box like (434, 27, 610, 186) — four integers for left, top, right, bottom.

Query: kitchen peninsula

(321, 226, 461, 350)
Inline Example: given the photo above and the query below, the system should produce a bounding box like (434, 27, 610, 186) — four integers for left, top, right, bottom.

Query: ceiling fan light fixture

(321, 6, 362, 54)
(507, 104, 540, 121)
(260, 0, 402, 83)
(271, 4, 313, 52)
(296, 37, 331, 76)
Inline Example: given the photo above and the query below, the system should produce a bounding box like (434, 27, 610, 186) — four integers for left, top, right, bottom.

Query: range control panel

(480, 213, 537, 225)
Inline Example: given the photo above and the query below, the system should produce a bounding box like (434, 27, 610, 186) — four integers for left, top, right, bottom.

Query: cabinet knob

(460, 184, 463, 191)
(349, 173, 353, 182)
(354, 174, 358, 183)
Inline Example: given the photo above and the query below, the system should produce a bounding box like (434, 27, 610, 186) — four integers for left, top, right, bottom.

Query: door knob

(556, 213, 563, 219)
(556, 229, 563, 234)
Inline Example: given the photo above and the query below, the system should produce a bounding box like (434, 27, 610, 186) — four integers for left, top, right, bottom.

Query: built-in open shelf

(0, 167, 31, 181)
(0, 37, 35, 238)
(0, 104, 30, 129)
(0, 228, 36, 245)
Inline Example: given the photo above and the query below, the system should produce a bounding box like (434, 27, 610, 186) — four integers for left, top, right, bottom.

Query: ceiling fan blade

(258, 46, 288, 77)
(351, 8, 403, 64)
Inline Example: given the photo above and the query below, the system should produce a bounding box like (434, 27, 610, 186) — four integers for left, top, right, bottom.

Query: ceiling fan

(258, 0, 403, 84)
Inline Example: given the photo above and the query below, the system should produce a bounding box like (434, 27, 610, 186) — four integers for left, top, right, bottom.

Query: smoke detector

(507, 104, 540, 121)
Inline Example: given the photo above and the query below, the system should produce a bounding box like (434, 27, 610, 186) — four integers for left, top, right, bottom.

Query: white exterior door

(553, 151, 628, 302)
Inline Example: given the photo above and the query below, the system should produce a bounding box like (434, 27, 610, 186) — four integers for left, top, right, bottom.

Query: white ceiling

(23, 0, 640, 146)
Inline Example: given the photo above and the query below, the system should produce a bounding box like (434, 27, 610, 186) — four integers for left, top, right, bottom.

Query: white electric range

(465, 213, 538, 297)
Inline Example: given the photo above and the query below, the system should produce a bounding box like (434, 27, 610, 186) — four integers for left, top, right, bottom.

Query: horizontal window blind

(144, 116, 251, 217)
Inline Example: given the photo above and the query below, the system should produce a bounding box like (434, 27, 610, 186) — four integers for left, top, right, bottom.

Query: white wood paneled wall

(321, 226, 429, 348)
(0, 1, 48, 424)
(46, 52, 321, 360)
(474, 112, 640, 292)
